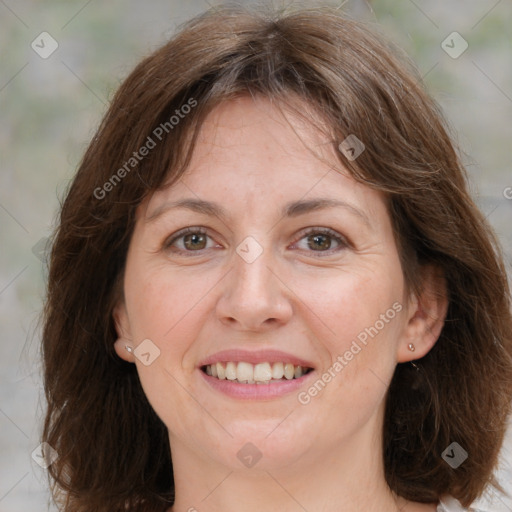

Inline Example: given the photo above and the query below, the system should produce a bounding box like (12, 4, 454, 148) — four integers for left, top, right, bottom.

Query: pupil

(185, 233, 206, 250)
(309, 234, 330, 250)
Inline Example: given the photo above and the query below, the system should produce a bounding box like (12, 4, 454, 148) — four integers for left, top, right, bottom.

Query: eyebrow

(146, 197, 372, 228)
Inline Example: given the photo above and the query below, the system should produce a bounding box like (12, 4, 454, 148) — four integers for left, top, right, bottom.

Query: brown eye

(164, 227, 215, 254)
(182, 232, 207, 250)
(294, 227, 348, 255)
(307, 233, 333, 251)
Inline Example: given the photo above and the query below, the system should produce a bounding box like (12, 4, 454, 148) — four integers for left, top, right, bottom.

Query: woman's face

(114, 96, 419, 473)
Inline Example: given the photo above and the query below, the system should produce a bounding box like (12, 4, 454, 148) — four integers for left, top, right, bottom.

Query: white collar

(437, 495, 485, 511)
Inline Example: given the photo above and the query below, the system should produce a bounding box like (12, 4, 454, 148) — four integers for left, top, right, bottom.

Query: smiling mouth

(201, 361, 314, 384)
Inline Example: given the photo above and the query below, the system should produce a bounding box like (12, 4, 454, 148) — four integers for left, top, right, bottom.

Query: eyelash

(163, 226, 349, 256)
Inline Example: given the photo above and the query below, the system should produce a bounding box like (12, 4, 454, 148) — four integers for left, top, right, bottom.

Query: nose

(215, 243, 293, 332)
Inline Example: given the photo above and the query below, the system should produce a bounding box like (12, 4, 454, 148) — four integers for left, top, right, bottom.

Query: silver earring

(125, 345, 133, 353)
(408, 343, 415, 352)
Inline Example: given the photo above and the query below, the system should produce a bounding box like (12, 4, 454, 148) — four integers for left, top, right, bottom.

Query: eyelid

(291, 226, 351, 254)
(163, 226, 212, 250)
(162, 225, 351, 255)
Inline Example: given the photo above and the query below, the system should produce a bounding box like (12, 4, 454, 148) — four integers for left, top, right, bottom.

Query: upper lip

(198, 349, 315, 369)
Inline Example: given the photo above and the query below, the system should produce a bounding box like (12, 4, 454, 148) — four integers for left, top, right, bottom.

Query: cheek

(291, 272, 405, 451)
(299, 272, 403, 420)
(310, 268, 402, 355)
(306, 271, 404, 423)
(124, 261, 219, 368)
(123, 265, 212, 433)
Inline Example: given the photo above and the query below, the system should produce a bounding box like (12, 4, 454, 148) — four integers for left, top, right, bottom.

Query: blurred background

(1, 1, 511, 510)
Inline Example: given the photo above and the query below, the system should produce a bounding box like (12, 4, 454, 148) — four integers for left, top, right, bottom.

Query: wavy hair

(41, 4, 512, 511)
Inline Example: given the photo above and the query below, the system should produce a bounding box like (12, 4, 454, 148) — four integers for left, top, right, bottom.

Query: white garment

(437, 495, 487, 511)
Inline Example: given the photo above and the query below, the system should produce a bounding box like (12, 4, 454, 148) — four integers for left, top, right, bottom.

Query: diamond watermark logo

(442, 441, 468, 469)
(134, 339, 161, 366)
(32, 442, 59, 469)
(338, 134, 365, 161)
(31, 32, 59, 59)
(441, 32, 468, 59)
(32, 236, 49, 262)
(236, 236, 263, 264)
(237, 442, 262, 468)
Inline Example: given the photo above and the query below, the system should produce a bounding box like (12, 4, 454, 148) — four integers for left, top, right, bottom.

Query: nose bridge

(232, 236, 277, 301)
(233, 242, 273, 295)
(216, 234, 292, 329)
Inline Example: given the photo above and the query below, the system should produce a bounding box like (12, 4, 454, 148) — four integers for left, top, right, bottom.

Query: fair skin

(113, 96, 447, 512)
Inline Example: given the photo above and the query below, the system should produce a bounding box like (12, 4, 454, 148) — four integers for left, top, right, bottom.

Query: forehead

(191, 95, 331, 163)
(141, 95, 386, 224)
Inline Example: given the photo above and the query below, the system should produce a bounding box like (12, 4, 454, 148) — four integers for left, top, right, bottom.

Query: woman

(40, 4, 512, 512)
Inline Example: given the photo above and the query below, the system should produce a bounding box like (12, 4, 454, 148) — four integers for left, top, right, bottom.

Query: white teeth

(284, 363, 295, 380)
(237, 362, 254, 383)
(204, 361, 311, 383)
(272, 362, 284, 379)
(225, 361, 237, 380)
(253, 362, 272, 382)
(216, 362, 226, 380)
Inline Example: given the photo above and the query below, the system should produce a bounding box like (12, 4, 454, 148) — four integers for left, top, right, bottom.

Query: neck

(168, 420, 416, 512)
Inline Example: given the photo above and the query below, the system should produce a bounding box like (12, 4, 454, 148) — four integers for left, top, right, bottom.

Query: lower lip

(199, 369, 316, 400)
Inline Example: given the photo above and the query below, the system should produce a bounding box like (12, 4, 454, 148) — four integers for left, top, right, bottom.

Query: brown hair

(41, 4, 512, 511)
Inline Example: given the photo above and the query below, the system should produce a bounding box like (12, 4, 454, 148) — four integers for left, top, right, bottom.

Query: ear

(112, 301, 135, 363)
(397, 264, 448, 362)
